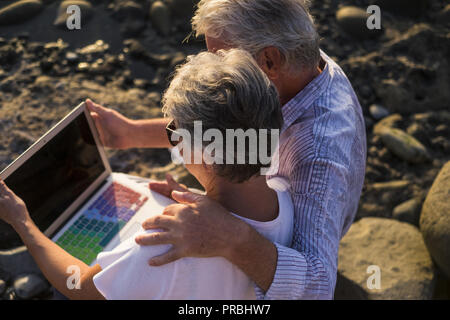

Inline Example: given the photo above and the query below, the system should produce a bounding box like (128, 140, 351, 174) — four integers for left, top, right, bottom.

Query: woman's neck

(203, 176, 279, 222)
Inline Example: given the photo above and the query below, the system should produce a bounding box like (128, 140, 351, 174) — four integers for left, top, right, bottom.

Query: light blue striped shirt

(256, 50, 367, 299)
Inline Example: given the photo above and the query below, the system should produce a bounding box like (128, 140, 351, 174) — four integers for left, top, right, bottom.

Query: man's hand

(135, 190, 249, 266)
(85, 99, 135, 149)
(0, 180, 31, 228)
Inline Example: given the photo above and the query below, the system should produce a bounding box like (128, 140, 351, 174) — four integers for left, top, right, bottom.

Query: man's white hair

(192, 0, 320, 72)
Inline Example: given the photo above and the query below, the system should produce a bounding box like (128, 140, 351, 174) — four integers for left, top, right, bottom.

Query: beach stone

(375, 0, 428, 17)
(78, 39, 109, 57)
(373, 113, 403, 135)
(420, 161, 450, 278)
(369, 104, 390, 120)
(13, 274, 49, 300)
(437, 4, 450, 25)
(0, 0, 43, 26)
(0, 279, 5, 296)
(376, 126, 430, 163)
(3, 286, 17, 300)
(111, 1, 145, 21)
(54, 0, 92, 28)
(170, 51, 186, 68)
(150, 1, 171, 36)
(336, 6, 381, 39)
(336, 217, 435, 300)
(0, 246, 41, 278)
(65, 51, 79, 62)
(392, 198, 421, 226)
(165, 0, 197, 18)
(121, 18, 146, 37)
(364, 116, 374, 130)
(371, 180, 409, 192)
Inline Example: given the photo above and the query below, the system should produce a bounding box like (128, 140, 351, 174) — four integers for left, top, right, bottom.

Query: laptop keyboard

(55, 182, 149, 264)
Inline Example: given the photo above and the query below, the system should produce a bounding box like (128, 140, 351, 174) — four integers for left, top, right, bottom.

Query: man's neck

(279, 64, 323, 105)
(204, 176, 279, 222)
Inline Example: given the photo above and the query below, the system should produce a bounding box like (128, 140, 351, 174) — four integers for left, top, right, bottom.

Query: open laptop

(0, 102, 174, 265)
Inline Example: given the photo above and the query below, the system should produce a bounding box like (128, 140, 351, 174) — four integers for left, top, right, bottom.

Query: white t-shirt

(93, 189, 294, 300)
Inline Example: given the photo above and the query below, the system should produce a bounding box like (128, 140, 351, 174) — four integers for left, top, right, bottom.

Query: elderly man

(86, 0, 366, 299)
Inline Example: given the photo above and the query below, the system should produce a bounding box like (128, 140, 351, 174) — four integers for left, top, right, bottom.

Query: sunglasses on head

(166, 119, 181, 147)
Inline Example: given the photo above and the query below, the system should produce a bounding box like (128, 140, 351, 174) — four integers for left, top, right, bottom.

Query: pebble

(373, 113, 403, 135)
(13, 274, 49, 300)
(111, 1, 145, 21)
(121, 18, 146, 37)
(369, 104, 390, 120)
(165, 0, 196, 18)
(377, 126, 430, 164)
(0, 0, 43, 26)
(371, 180, 409, 191)
(170, 51, 186, 68)
(77, 62, 90, 72)
(336, 6, 382, 39)
(78, 40, 109, 56)
(150, 1, 171, 36)
(65, 52, 79, 62)
(0, 279, 5, 296)
(437, 4, 450, 25)
(392, 198, 421, 227)
(3, 287, 17, 300)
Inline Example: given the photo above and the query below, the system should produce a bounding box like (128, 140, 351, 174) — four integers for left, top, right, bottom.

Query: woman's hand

(0, 180, 31, 228)
(85, 99, 135, 149)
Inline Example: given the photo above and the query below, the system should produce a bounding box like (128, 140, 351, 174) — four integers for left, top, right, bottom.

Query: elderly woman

(0, 49, 293, 299)
(86, 0, 366, 299)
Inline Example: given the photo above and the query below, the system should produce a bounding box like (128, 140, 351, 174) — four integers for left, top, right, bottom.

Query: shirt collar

(281, 50, 333, 131)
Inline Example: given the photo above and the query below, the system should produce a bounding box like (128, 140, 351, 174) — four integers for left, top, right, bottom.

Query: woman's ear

(256, 47, 283, 80)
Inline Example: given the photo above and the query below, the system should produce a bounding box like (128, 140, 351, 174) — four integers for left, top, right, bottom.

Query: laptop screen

(3, 112, 106, 235)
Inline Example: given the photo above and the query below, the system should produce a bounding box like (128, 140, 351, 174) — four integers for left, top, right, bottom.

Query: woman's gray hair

(162, 49, 282, 183)
(192, 0, 320, 72)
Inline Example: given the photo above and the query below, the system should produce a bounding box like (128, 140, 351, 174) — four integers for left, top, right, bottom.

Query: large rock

(336, 217, 435, 300)
(54, 0, 92, 28)
(336, 6, 382, 39)
(13, 274, 49, 300)
(376, 126, 430, 164)
(392, 198, 422, 227)
(0, 0, 43, 26)
(420, 161, 450, 278)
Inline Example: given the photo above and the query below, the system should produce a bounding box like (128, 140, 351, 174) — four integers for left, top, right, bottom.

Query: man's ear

(256, 47, 283, 80)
